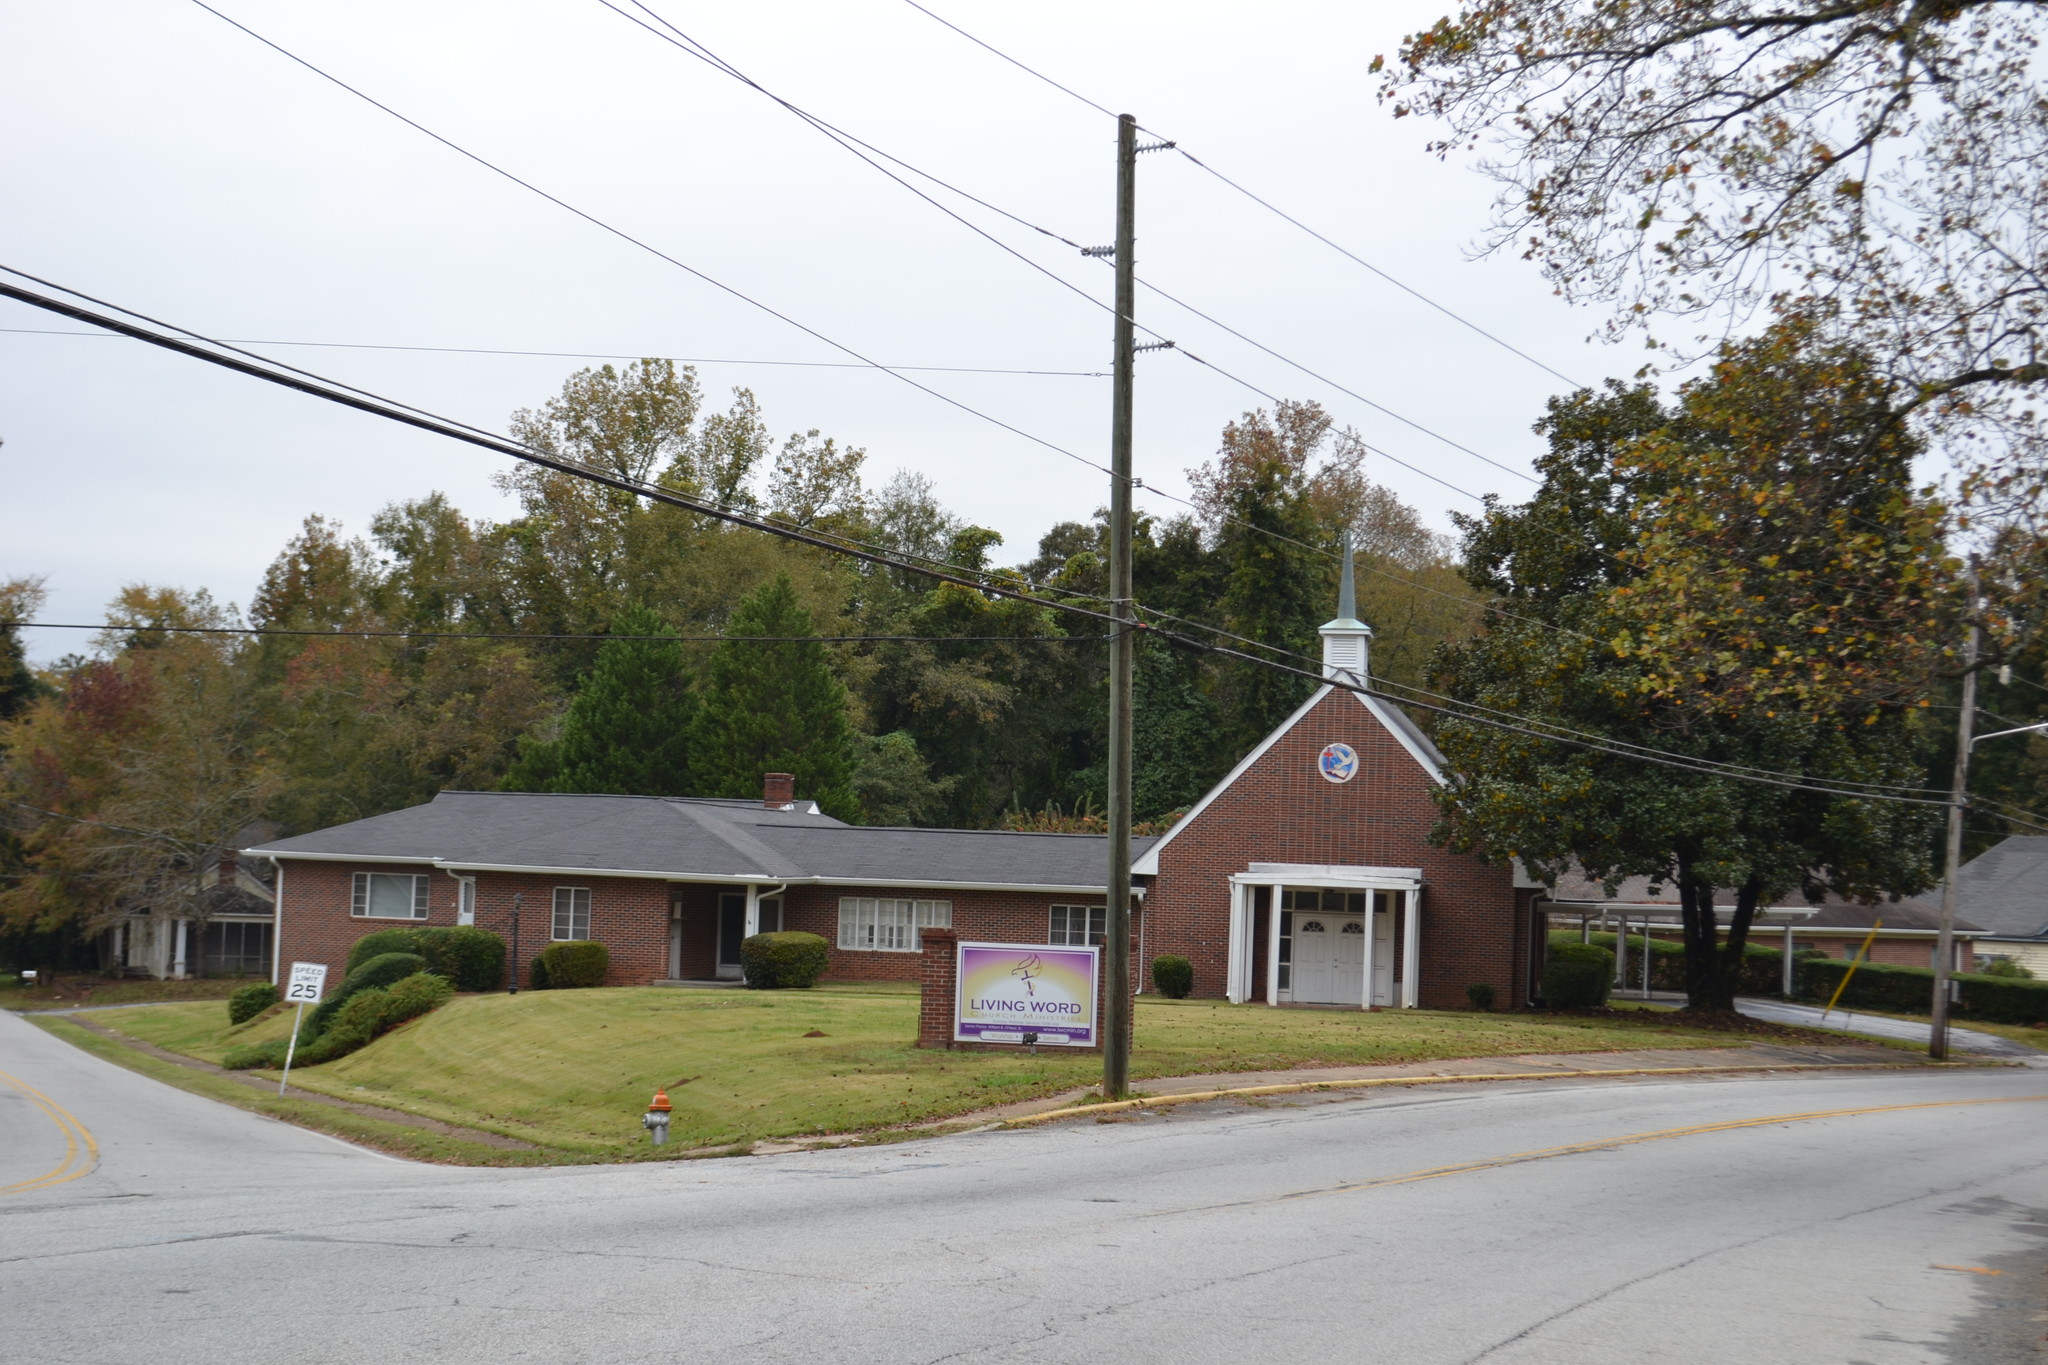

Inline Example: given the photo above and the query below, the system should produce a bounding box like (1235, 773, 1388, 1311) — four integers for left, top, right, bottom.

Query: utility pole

(1929, 559, 1979, 1061)
(1103, 112, 1138, 1100)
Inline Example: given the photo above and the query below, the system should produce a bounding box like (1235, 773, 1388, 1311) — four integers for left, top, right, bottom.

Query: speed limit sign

(284, 961, 328, 1004)
(277, 962, 329, 1097)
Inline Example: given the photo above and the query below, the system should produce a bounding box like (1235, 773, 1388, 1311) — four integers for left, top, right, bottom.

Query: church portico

(1224, 864, 1422, 1008)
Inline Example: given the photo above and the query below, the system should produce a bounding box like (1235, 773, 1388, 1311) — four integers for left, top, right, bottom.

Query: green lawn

(89, 985, 1751, 1159)
(1, 975, 248, 1012)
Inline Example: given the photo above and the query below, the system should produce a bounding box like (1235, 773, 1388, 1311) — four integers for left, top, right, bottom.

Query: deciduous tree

(1432, 357, 1945, 1009)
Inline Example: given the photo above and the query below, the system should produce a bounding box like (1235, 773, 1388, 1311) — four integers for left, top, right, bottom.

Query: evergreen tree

(691, 574, 858, 818)
(506, 606, 695, 796)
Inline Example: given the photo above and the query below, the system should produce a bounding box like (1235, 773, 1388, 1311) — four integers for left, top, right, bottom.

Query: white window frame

(456, 876, 477, 927)
(552, 887, 592, 941)
(1049, 904, 1106, 946)
(836, 897, 950, 952)
(351, 872, 429, 921)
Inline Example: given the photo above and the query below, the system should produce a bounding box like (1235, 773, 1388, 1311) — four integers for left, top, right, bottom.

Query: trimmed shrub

(417, 927, 504, 992)
(346, 927, 505, 991)
(529, 954, 550, 990)
(532, 940, 609, 990)
(306, 952, 428, 1039)
(227, 982, 279, 1025)
(1960, 972, 2048, 1024)
(346, 929, 425, 974)
(1466, 982, 1496, 1011)
(223, 971, 454, 1069)
(1541, 942, 1614, 1009)
(741, 931, 830, 989)
(1800, 957, 2048, 1025)
(1981, 957, 2035, 980)
(1151, 955, 1194, 999)
(221, 1038, 290, 1070)
(1548, 930, 1821, 997)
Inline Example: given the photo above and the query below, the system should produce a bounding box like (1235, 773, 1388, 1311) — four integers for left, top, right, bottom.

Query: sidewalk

(936, 1039, 1930, 1131)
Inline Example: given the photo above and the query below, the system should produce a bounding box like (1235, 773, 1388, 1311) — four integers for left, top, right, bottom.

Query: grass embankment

(86, 984, 1748, 1161)
(2, 975, 246, 1012)
(27, 1014, 553, 1164)
(1836, 1007, 2048, 1053)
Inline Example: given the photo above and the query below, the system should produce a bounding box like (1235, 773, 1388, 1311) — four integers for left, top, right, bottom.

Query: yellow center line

(0, 1068, 100, 1196)
(1155, 1093, 2048, 1217)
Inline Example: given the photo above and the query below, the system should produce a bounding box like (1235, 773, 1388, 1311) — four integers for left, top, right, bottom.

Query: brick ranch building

(246, 560, 1545, 1010)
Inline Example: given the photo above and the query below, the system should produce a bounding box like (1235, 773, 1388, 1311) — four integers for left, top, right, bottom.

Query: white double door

(1290, 903, 1396, 1006)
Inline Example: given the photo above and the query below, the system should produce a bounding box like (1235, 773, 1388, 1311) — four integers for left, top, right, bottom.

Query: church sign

(954, 941, 1099, 1047)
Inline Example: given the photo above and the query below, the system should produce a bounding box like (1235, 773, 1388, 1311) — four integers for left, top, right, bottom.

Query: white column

(1615, 914, 1628, 984)
(1361, 893, 1378, 1012)
(1224, 884, 1245, 1003)
(743, 885, 761, 941)
(1401, 889, 1421, 1008)
(1265, 884, 1284, 1006)
(1782, 923, 1794, 997)
(270, 861, 284, 986)
(172, 919, 188, 980)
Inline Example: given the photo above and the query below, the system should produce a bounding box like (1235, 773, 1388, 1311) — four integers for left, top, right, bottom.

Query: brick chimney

(763, 773, 795, 809)
(217, 849, 238, 888)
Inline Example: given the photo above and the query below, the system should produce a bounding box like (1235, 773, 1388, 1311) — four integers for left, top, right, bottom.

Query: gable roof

(1540, 869, 1978, 932)
(1955, 836, 2048, 939)
(246, 791, 1154, 893)
(1132, 684, 1446, 877)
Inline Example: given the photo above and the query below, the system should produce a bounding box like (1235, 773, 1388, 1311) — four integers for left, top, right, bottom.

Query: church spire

(1319, 529, 1372, 686)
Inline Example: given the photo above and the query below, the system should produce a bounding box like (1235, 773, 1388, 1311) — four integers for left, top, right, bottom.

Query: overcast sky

(1, 0, 1620, 661)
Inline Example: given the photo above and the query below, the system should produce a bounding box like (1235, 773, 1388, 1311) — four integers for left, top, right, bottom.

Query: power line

(183, 0, 1120, 486)
(176, 0, 1528, 627)
(3, 276, 1992, 814)
(897, 0, 1585, 390)
(186, 0, 1903, 682)
(898, 0, 1118, 119)
(603, 0, 1539, 490)
(0, 326, 1106, 377)
(597, 0, 1128, 331)
(5, 621, 1105, 644)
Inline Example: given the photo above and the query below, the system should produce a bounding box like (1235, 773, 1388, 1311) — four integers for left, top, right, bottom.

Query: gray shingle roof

(1955, 836, 2048, 939)
(1540, 870, 1979, 932)
(247, 791, 1154, 891)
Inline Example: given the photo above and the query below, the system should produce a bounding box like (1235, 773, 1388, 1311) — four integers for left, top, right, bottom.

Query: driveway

(1736, 997, 2048, 1062)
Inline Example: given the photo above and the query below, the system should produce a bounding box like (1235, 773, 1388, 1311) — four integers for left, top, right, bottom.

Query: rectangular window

(1049, 904, 1106, 946)
(836, 897, 950, 952)
(456, 877, 477, 926)
(552, 887, 591, 941)
(351, 872, 428, 920)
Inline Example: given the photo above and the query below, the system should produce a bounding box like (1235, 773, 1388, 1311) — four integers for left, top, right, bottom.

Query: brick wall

(277, 864, 1147, 990)
(275, 862, 674, 988)
(781, 885, 1138, 986)
(1143, 687, 1532, 1009)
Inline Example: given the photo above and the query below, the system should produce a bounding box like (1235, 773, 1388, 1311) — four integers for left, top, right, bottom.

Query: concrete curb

(1000, 1060, 1963, 1128)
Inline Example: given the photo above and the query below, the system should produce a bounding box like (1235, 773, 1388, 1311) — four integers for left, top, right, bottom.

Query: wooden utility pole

(1929, 560, 1980, 1061)
(1103, 112, 1138, 1099)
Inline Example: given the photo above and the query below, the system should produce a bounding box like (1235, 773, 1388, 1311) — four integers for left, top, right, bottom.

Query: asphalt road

(5, 1008, 2046, 1365)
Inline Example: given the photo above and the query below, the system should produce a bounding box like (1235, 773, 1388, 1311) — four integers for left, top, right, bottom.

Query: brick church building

(248, 553, 1540, 1010)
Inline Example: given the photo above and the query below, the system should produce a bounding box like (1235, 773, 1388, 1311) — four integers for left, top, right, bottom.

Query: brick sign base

(917, 927, 1136, 1053)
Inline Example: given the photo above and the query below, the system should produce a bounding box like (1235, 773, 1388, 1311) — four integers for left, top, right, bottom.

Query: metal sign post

(278, 961, 328, 1096)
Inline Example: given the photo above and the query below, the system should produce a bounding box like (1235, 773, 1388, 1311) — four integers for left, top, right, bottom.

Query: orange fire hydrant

(642, 1088, 672, 1145)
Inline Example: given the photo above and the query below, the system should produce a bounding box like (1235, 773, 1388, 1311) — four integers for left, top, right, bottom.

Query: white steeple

(1319, 529, 1372, 687)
